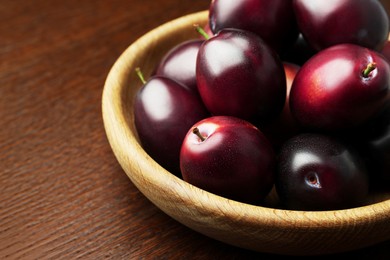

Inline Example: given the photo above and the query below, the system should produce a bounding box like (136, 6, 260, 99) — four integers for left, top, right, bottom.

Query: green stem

(362, 62, 377, 78)
(192, 127, 206, 141)
(135, 67, 146, 84)
(193, 24, 210, 40)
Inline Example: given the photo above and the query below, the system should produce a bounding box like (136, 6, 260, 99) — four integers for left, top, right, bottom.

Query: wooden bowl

(102, 10, 390, 255)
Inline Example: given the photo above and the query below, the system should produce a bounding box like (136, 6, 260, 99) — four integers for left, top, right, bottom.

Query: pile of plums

(133, 0, 390, 211)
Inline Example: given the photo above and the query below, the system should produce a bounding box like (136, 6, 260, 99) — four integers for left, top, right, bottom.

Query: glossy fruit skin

(155, 39, 203, 93)
(290, 44, 390, 132)
(180, 116, 275, 205)
(209, 0, 299, 54)
(276, 133, 369, 211)
(293, 0, 389, 51)
(134, 76, 209, 176)
(196, 28, 286, 125)
(262, 62, 301, 149)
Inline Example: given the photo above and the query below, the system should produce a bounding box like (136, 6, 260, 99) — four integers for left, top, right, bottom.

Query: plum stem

(193, 24, 210, 40)
(135, 67, 146, 84)
(192, 127, 206, 141)
(362, 62, 377, 78)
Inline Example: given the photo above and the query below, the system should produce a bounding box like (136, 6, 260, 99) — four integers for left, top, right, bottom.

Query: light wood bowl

(102, 10, 390, 255)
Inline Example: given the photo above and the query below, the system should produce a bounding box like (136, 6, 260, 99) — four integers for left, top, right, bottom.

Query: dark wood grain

(1, 0, 389, 259)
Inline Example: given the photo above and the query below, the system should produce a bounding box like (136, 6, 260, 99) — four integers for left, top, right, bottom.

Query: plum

(276, 133, 369, 211)
(290, 44, 390, 132)
(293, 0, 389, 51)
(209, 0, 299, 54)
(134, 70, 210, 175)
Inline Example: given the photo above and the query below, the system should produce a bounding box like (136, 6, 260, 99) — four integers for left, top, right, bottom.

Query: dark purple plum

(196, 28, 286, 125)
(209, 0, 299, 54)
(293, 0, 389, 51)
(180, 116, 275, 205)
(276, 133, 369, 211)
(154, 39, 203, 93)
(134, 71, 210, 176)
(290, 44, 390, 132)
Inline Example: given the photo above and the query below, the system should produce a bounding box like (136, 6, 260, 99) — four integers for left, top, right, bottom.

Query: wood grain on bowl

(102, 10, 390, 255)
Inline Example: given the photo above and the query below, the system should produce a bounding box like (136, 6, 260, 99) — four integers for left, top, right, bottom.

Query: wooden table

(1, 0, 389, 258)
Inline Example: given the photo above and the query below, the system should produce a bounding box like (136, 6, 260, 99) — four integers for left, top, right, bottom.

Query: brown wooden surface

(1, 0, 389, 259)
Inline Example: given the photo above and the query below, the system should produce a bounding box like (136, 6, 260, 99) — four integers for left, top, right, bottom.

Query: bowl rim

(102, 9, 390, 254)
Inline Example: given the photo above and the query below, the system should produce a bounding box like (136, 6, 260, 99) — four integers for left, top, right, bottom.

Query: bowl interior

(102, 10, 390, 255)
